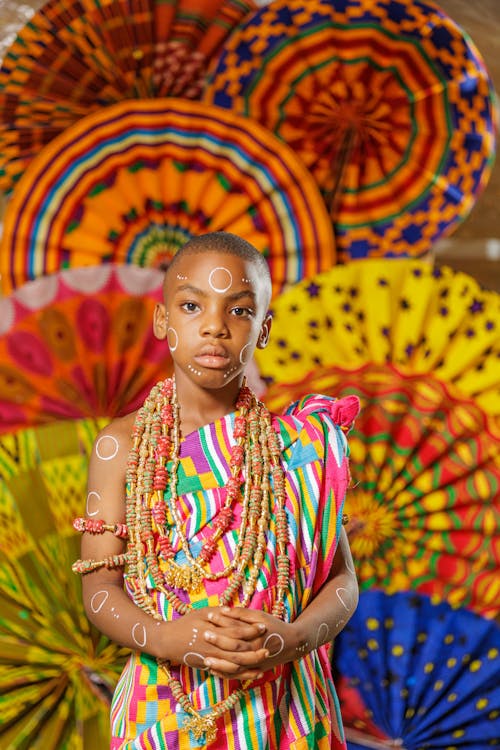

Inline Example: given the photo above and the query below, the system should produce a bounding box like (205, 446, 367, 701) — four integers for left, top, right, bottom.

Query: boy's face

(154, 249, 271, 389)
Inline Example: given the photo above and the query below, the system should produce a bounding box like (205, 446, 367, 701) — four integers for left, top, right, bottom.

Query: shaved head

(165, 232, 272, 310)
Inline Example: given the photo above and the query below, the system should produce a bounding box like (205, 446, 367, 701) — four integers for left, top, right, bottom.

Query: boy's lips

(194, 345, 231, 368)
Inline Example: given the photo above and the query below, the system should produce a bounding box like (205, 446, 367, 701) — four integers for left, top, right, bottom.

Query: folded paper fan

(0, 0, 257, 195)
(335, 590, 500, 749)
(0, 418, 128, 748)
(256, 260, 500, 416)
(204, 0, 497, 260)
(264, 363, 500, 618)
(0, 98, 335, 296)
(0, 264, 172, 433)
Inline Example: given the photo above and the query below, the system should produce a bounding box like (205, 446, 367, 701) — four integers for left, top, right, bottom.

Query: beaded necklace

(125, 377, 290, 742)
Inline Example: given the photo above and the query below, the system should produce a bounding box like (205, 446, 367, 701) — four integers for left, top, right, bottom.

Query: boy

(74, 231, 359, 748)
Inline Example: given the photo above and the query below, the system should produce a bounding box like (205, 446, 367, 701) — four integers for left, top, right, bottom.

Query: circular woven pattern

(0, 98, 335, 296)
(264, 363, 500, 619)
(256, 259, 500, 416)
(335, 590, 500, 749)
(0, 418, 128, 748)
(204, 0, 497, 260)
(0, 265, 172, 432)
(0, 0, 257, 195)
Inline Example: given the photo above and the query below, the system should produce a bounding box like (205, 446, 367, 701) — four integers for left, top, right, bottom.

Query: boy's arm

(289, 526, 359, 650)
(77, 419, 268, 677)
(203, 528, 358, 675)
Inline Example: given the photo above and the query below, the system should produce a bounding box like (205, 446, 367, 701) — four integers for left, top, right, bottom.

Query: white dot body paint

(188, 628, 199, 647)
(263, 633, 285, 658)
(167, 327, 178, 352)
(239, 343, 252, 365)
(132, 623, 147, 648)
(315, 622, 330, 649)
(90, 590, 109, 614)
(336, 587, 352, 611)
(208, 267, 232, 293)
(86, 491, 101, 517)
(95, 435, 119, 461)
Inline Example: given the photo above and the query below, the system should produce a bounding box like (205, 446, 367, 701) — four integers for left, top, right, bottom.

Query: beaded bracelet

(73, 517, 128, 538)
(71, 553, 129, 574)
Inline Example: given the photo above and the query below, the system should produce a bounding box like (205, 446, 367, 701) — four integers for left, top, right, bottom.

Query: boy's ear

(256, 313, 272, 349)
(153, 303, 168, 340)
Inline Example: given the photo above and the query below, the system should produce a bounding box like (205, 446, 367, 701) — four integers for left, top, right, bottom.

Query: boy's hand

(202, 607, 299, 679)
(163, 607, 269, 681)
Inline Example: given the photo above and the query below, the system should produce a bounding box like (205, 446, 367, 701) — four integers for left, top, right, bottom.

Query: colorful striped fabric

(110, 394, 359, 749)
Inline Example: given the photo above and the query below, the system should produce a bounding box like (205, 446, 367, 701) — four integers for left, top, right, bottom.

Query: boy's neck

(173, 371, 244, 435)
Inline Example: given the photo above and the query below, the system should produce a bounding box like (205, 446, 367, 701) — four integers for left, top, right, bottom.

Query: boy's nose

(201, 312, 228, 337)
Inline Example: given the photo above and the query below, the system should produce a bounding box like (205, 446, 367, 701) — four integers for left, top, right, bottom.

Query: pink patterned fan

(0, 264, 172, 433)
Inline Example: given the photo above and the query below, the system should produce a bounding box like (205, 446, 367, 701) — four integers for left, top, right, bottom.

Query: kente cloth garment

(111, 394, 360, 749)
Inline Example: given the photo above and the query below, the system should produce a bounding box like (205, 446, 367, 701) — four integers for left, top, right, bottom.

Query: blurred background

(0, 1, 498, 748)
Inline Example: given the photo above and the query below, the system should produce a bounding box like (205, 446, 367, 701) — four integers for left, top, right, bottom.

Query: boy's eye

(231, 306, 254, 317)
(181, 301, 199, 312)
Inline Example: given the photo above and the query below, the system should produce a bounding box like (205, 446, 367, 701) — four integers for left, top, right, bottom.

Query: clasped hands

(167, 606, 298, 681)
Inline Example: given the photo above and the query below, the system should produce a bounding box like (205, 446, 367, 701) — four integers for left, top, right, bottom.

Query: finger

(205, 647, 268, 670)
(206, 657, 265, 678)
(216, 607, 268, 628)
(204, 629, 262, 653)
(208, 609, 266, 637)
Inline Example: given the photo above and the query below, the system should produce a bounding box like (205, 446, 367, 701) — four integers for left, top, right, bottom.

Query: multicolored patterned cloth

(110, 393, 359, 749)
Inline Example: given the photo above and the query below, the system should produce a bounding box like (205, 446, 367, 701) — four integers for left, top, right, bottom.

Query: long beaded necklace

(125, 377, 290, 742)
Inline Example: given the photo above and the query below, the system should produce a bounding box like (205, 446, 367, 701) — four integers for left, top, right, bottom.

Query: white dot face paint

(86, 491, 101, 517)
(223, 365, 238, 380)
(132, 622, 147, 648)
(263, 633, 285, 658)
(315, 622, 330, 649)
(208, 267, 232, 293)
(90, 590, 109, 614)
(239, 343, 252, 365)
(336, 587, 353, 611)
(167, 327, 178, 352)
(95, 435, 119, 461)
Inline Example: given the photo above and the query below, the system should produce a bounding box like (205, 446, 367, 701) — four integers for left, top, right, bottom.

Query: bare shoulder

(83, 412, 138, 554)
(96, 410, 137, 444)
(89, 410, 138, 487)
